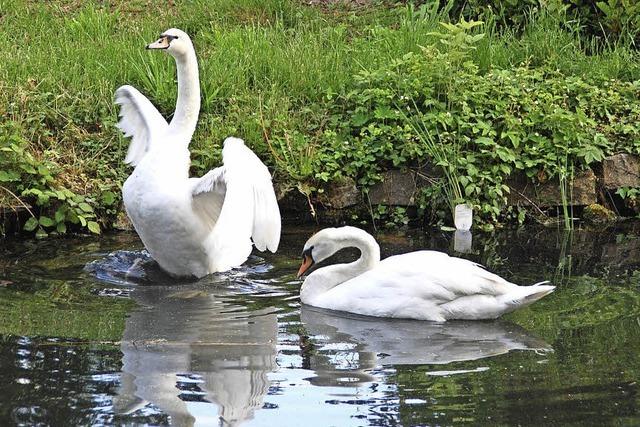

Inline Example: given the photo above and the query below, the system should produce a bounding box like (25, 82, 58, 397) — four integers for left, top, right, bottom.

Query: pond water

(0, 224, 639, 426)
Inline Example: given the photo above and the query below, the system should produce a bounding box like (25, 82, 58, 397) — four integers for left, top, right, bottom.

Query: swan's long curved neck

(169, 49, 200, 139)
(342, 230, 380, 274)
(301, 229, 380, 302)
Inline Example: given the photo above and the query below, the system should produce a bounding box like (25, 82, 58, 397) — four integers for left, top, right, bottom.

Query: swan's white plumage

(116, 29, 280, 277)
(115, 85, 168, 166)
(189, 137, 281, 272)
(299, 227, 554, 321)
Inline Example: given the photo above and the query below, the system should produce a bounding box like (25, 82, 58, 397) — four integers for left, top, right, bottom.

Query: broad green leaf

(55, 209, 66, 223)
(465, 185, 475, 197)
(37, 165, 50, 176)
(87, 221, 101, 234)
(78, 202, 93, 213)
(39, 216, 55, 227)
(0, 170, 19, 182)
(20, 164, 36, 174)
(351, 113, 369, 127)
(101, 191, 116, 206)
(23, 217, 38, 231)
(475, 136, 494, 146)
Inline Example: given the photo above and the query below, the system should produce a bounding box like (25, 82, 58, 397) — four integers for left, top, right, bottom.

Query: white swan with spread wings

(115, 28, 280, 277)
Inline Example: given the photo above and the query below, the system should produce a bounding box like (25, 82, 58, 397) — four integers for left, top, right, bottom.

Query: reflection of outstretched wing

(115, 284, 278, 426)
(191, 137, 281, 271)
(114, 85, 168, 166)
(301, 306, 551, 385)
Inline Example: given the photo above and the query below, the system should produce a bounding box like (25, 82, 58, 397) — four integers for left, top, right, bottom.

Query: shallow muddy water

(1, 224, 639, 426)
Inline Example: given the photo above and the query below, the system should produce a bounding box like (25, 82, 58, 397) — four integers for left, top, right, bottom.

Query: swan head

(146, 28, 193, 57)
(297, 227, 371, 278)
(297, 229, 338, 278)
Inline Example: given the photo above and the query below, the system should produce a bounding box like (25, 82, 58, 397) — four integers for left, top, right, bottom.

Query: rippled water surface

(1, 225, 640, 426)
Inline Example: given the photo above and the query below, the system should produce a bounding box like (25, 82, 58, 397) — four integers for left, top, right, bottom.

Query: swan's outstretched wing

(191, 167, 227, 231)
(190, 137, 281, 270)
(114, 85, 168, 166)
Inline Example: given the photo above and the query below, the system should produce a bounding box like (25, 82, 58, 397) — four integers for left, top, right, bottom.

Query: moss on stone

(583, 203, 617, 226)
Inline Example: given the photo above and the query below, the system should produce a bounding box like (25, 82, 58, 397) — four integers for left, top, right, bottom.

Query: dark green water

(0, 225, 639, 426)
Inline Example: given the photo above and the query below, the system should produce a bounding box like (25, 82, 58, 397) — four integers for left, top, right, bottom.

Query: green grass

(475, 10, 640, 80)
(1, 0, 639, 232)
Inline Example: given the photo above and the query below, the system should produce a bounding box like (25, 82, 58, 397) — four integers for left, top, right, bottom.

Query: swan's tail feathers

(532, 280, 551, 286)
(522, 284, 555, 304)
(503, 283, 555, 309)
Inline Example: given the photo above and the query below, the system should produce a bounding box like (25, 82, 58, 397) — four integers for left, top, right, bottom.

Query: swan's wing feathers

(250, 171, 281, 252)
(319, 268, 449, 321)
(200, 163, 254, 271)
(192, 138, 280, 271)
(337, 262, 453, 304)
(190, 167, 227, 230)
(220, 137, 281, 252)
(380, 251, 518, 298)
(114, 85, 168, 166)
(192, 167, 226, 196)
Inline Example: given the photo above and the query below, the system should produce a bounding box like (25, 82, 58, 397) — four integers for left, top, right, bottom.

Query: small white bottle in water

(454, 203, 473, 231)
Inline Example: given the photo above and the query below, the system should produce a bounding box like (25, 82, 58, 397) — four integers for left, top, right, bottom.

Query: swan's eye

(301, 246, 314, 260)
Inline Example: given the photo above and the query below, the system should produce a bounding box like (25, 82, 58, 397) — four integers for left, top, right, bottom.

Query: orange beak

(297, 255, 314, 278)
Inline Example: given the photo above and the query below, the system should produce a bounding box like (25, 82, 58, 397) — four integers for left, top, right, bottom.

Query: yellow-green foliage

(583, 203, 617, 224)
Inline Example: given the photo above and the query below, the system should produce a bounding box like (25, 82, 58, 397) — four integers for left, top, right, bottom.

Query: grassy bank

(1, 0, 639, 235)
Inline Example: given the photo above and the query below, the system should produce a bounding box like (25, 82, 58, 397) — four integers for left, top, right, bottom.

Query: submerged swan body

(296, 227, 554, 321)
(116, 29, 280, 277)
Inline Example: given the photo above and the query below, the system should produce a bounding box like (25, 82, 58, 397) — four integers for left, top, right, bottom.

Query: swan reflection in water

(91, 248, 552, 425)
(97, 253, 279, 427)
(115, 285, 278, 427)
(300, 306, 552, 386)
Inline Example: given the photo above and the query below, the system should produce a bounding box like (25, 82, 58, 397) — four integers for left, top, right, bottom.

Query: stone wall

(289, 153, 640, 223)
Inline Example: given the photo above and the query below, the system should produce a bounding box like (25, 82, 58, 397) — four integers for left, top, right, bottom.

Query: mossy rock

(113, 210, 134, 231)
(583, 204, 617, 226)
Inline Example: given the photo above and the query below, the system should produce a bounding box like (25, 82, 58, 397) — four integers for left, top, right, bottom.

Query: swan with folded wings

(115, 28, 280, 277)
(296, 227, 554, 321)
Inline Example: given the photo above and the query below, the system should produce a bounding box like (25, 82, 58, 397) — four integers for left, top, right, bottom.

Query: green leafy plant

(315, 18, 640, 225)
(616, 186, 640, 215)
(616, 186, 640, 200)
(453, 0, 640, 44)
(0, 122, 102, 236)
(596, 0, 640, 41)
(370, 205, 410, 229)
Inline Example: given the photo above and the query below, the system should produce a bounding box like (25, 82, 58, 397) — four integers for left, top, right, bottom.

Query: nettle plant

(317, 19, 640, 225)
